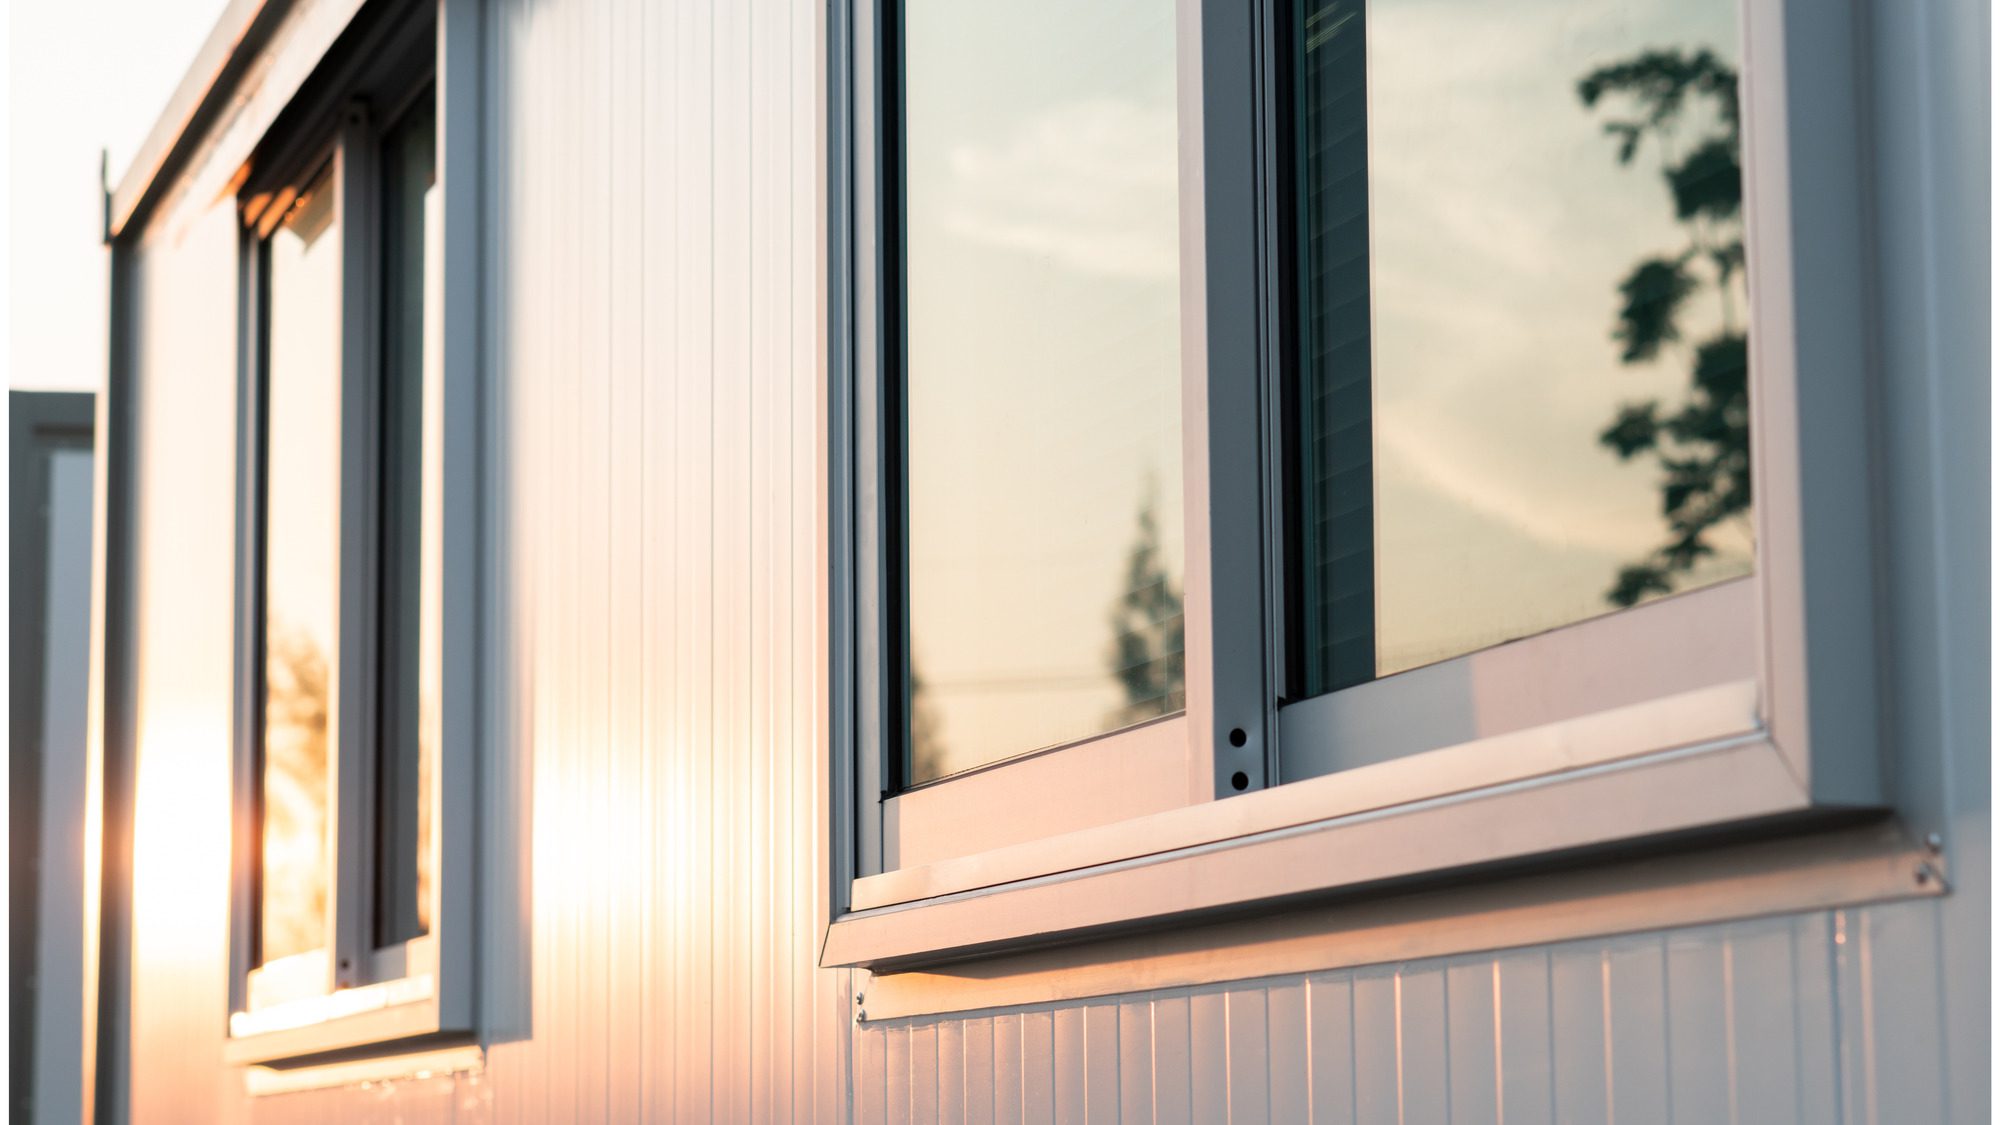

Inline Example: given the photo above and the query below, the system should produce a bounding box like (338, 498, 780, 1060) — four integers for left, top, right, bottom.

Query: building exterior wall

(102, 0, 1985, 1120)
(11, 392, 98, 1124)
(122, 185, 249, 1123)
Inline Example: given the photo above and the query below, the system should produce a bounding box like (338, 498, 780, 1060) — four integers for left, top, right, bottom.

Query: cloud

(931, 98, 1180, 282)
(1376, 406, 1663, 556)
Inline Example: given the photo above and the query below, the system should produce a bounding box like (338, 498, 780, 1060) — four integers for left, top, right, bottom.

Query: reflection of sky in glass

(903, 0, 1183, 781)
(375, 101, 441, 946)
(1363, 0, 1751, 676)
(261, 167, 339, 965)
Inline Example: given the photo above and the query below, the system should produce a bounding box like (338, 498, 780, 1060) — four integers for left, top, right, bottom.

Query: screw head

(1926, 832, 1944, 853)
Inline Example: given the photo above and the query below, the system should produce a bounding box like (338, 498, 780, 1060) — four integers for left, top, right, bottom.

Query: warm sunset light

(13, 0, 1980, 1117)
(230, 972, 434, 1038)
(128, 716, 234, 977)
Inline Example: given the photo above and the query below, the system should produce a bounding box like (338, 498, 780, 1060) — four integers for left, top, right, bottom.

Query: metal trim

(824, 734, 1814, 969)
(854, 818, 1938, 1022)
(221, 0, 482, 1062)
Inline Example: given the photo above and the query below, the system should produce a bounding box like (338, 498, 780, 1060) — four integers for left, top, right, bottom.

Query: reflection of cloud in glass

(903, 0, 1183, 781)
(938, 100, 1178, 282)
(1377, 409, 1663, 555)
(1359, 0, 1751, 676)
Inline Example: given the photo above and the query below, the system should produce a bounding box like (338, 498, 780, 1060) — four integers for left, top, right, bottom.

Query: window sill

(827, 729, 1805, 970)
(821, 673, 1905, 977)
(843, 679, 1761, 916)
(245, 1044, 484, 1096)
(848, 816, 1937, 1022)
(223, 974, 447, 1065)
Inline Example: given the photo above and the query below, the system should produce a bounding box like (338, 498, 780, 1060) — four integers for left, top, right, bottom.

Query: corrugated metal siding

(121, 0, 853, 1118)
(466, 0, 847, 1118)
(123, 195, 249, 1125)
(106, 0, 1983, 1119)
(851, 902, 1970, 1124)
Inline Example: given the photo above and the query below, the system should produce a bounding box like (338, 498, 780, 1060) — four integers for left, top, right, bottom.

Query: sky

(7, 0, 230, 393)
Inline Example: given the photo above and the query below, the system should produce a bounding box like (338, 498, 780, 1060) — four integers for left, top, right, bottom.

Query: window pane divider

(1186, 0, 1275, 801)
(332, 106, 380, 995)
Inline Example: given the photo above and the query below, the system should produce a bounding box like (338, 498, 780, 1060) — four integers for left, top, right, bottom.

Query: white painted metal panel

(123, 190, 248, 1125)
(1351, 970, 1397, 1125)
(1152, 994, 1193, 1125)
(1662, 934, 1730, 1125)
(849, 902, 1973, 1124)
(1306, 976, 1357, 1125)
(1494, 950, 1556, 1125)
(101, 0, 1984, 1118)
(1604, 938, 1669, 1125)
(117, 0, 851, 1117)
(1265, 981, 1309, 1124)
(994, 1012, 1025, 1124)
(1444, 960, 1499, 1125)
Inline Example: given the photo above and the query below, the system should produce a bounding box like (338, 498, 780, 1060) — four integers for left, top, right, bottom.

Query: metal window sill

(222, 976, 451, 1066)
(848, 815, 1937, 1023)
(822, 729, 1892, 976)
(244, 1044, 484, 1097)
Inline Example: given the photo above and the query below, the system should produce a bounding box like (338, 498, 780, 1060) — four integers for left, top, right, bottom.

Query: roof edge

(107, 0, 274, 239)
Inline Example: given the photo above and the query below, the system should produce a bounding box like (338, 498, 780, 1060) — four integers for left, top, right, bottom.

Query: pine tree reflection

(1579, 48, 1752, 606)
(261, 622, 330, 963)
(908, 658, 947, 786)
(1106, 485, 1186, 728)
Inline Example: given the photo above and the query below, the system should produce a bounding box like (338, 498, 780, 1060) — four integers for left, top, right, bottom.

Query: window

(228, 0, 476, 1063)
(826, 0, 1900, 979)
(896, 0, 1188, 787)
(1278, 0, 1758, 781)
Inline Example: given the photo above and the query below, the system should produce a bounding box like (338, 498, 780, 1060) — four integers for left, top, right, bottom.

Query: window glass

(901, 0, 1184, 783)
(259, 166, 340, 966)
(1290, 0, 1752, 698)
(374, 97, 440, 947)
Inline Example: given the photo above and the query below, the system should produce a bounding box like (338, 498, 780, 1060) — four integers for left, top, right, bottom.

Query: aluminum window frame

(224, 0, 482, 1066)
(826, 0, 1913, 980)
(1264, 0, 1762, 790)
(839, 0, 1270, 881)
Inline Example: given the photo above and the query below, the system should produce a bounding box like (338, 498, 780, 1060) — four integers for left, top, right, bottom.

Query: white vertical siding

(463, 0, 847, 1120)
(107, 0, 1983, 1119)
(122, 198, 247, 1125)
(119, 0, 850, 1118)
(849, 903, 1968, 1124)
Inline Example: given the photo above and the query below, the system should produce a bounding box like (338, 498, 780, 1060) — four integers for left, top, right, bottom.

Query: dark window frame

(224, 0, 482, 1065)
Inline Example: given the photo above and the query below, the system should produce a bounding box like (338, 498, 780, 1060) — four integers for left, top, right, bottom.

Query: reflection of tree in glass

(907, 657, 947, 784)
(262, 623, 330, 961)
(1106, 484, 1186, 727)
(1579, 48, 1751, 606)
